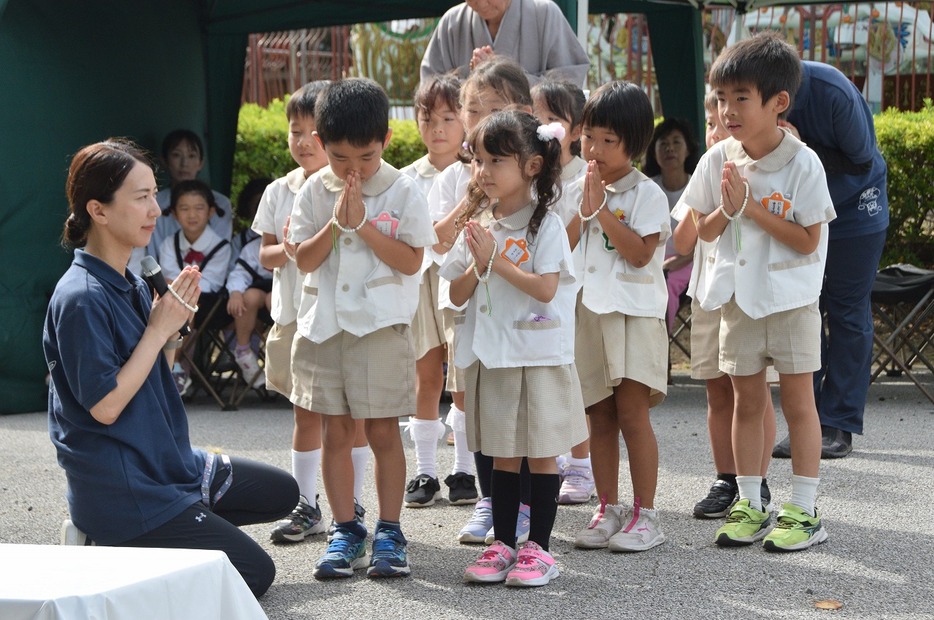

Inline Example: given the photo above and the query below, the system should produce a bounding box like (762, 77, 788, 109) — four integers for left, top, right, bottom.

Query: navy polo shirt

(44, 250, 204, 545)
(788, 61, 889, 240)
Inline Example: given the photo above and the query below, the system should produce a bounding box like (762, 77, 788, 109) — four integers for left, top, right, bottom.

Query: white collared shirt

(552, 156, 587, 226)
(402, 155, 446, 277)
(251, 167, 308, 324)
(226, 234, 272, 294)
(439, 206, 577, 369)
(157, 226, 230, 293)
(575, 169, 671, 319)
(678, 133, 836, 319)
(670, 200, 718, 303)
(290, 161, 438, 342)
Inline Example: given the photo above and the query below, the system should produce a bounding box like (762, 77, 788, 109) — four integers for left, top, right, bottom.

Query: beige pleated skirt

(412, 264, 447, 360)
(575, 301, 668, 409)
(464, 361, 588, 458)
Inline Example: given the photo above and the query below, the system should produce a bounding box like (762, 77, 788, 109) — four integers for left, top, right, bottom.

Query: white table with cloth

(0, 544, 267, 620)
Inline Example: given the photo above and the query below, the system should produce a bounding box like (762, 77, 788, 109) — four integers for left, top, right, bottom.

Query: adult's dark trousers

(120, 457, 298, 597)
(813, 229, 887, 434)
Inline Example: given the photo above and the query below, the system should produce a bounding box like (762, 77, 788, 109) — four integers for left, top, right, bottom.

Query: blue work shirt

(788, 61, 889, 240)
(44, 250, 204, 545)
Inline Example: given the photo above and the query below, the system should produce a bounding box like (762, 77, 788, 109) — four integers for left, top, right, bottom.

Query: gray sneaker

(574, 499, 624, 549)
(270, 495, 326, 543)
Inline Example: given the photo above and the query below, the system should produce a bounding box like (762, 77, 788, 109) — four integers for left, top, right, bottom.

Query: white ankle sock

(408, 418, 445, 479)
(736, 475, 763, 511)
(446, 405, 475, 476)
(567, 456, 592, 470)
(790, 474, 820, 516)
(292, 449, 321, 506)
(351, 446, 369, 503)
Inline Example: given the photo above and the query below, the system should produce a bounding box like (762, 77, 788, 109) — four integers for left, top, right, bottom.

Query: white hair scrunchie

(536, 122, 566, 143)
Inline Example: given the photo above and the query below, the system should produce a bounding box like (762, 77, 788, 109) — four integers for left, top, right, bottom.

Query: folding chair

(870, 264, 934, 405)
(178, 293, 238, 410)
(667, 290, 692, 383)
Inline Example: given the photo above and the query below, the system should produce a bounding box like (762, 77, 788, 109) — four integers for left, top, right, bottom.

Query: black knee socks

(528, 473, 560, 551)
(475, 452, 531, 503)
(491, 469, 521, 549)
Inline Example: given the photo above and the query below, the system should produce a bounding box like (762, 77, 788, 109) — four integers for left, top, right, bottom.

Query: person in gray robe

(420, 0, 589, 86)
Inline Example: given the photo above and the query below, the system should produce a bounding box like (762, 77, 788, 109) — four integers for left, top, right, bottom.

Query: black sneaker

(761, 478, 773, 513)
(403, 474, 442, 508)
(772, 434, 792, 459)
(444, 472, 480, 505)
(820, 425, 853, 459)
(693, 477, 738, 519)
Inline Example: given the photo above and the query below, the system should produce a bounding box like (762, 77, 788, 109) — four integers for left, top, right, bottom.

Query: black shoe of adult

(772, 434, 792, 458)
(821, 425, 853, 459)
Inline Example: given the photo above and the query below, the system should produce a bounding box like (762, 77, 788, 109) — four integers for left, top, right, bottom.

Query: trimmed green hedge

(875, 101, 934, 268)
(231, 98, 426, 209)
(233, 99, 932, 268)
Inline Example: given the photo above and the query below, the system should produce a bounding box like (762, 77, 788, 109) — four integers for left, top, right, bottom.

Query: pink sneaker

(463, 542, 517, 583)
(504, 541, 559, 587)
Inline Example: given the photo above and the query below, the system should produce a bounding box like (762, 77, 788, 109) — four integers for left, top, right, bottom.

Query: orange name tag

(501, 237, 530, 266)
(762, 192, 792, 219)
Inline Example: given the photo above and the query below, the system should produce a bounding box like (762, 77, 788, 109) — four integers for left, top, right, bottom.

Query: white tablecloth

(0, 544, 267, 620)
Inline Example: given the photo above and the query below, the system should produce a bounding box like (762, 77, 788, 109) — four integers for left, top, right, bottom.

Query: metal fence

(241, 4, 934, 114)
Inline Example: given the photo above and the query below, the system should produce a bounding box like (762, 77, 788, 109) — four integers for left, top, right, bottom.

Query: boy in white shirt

(290, 78, 437, 579)
(678, 33, 836, 551)
(225, 231, 271, 388)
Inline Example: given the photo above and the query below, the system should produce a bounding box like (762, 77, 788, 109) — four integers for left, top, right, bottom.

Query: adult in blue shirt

(44, 139, 299, 596)
(772, 61, 889, 459)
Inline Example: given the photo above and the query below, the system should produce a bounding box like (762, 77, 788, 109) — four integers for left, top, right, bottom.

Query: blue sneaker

(457, 497, 493, 544)
(313, 528, 368, 580)
(484, 503, 531, 545)
(367, 525, 410, 578)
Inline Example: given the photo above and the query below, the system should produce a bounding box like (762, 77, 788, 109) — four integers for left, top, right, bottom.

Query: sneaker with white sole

(558, 465, 596, 504)
(313, 527, 368, 579)
(574, 498, 624, 549)
(715, 499, 772, 546)
(484, 503, 530, 545)
(270, 495, 326, 543)
(233, 347, 265, 389)
(762, 503, 828, 552)
(403, 474, 442, 508)
(458, 497, 493, 544)
(608, 502, 666, 552)
(61, 519, 94, 546)
(505, 541, 559, 587)
(463, 541, 517, 583)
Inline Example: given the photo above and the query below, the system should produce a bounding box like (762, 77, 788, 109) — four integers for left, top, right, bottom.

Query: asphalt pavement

(2, 372, 933, 619)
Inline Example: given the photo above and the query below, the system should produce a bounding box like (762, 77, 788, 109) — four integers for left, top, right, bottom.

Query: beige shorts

(464, 361, 588, 459)
(689, 299, 724, 381)
(719, 299, 821, 377)
(412, 264, 447, 360)
(290, 325, 416, 418)
(264, 320, 296, 398)
(575, 301, 667, 409)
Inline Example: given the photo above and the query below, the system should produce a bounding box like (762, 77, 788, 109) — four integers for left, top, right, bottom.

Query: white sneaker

(61, 519, 94, 546)
(234, 347, 265, 388)
(558, 465, 596, 504)
(574, 499, 624, 549)
(608, 504, 666, 552)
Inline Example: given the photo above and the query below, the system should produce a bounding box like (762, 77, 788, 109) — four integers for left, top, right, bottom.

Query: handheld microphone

(140, 256, 191, 336)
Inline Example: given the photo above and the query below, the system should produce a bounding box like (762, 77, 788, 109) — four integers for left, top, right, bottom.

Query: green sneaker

(763, 503, 828, 552)
(715, 499, 772, 547)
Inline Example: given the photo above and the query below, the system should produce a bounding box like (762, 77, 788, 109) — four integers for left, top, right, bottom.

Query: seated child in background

(158, 179, 232, 394)
(150, 129, 234, 257)
(226, 178, 274, 389)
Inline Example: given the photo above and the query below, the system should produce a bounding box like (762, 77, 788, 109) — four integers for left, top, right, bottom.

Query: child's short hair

(169, 179, 218, 214)
(531, 79, 586, 156)
(161, 129, 204, 162)
(582, 81, 654, 160)
(314, 78, 389, 147)
(709, 32, 802, 119)
(415, 73, 462, 117)
(286, 80, 330, 121)
(236, 177, 273, 220)
(643, 118, 700, 177)
(704, 89, 719, 114)
(463, 56, 532, 108)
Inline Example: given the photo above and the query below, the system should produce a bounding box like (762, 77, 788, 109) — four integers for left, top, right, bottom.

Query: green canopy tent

(0, 0, 708, 413)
